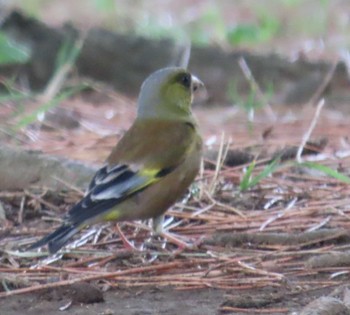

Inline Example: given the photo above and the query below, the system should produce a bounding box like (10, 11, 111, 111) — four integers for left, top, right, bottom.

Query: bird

(28, 67, 204, 254)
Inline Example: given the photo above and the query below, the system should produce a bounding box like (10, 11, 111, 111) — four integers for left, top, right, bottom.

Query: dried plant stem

(296, 98, 325, 162)
(238, 57, 276, 121)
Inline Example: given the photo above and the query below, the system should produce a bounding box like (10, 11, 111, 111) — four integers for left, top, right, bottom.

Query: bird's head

(137, 67, 204, 121)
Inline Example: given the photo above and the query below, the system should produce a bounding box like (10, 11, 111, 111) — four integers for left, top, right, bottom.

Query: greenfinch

(29, 67, 204, 253)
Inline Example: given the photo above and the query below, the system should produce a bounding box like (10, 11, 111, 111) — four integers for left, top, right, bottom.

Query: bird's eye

(179, 73, 191, 88)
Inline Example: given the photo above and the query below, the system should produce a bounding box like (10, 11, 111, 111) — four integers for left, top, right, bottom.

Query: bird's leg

(152, 215, 190, 249)
(152, 214, 165, 234)
(115, 223, 138, 251)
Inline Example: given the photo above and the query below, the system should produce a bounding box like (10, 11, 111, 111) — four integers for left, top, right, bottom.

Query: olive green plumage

(29, 67, 204, 253)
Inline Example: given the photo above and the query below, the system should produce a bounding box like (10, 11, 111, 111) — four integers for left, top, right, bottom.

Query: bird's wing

(66, 120, 197, 225)
(66, 162, 176, 224)
(28, 161, 175, 253)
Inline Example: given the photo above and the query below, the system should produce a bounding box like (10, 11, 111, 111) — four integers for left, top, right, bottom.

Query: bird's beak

(191, 75, 205, 93)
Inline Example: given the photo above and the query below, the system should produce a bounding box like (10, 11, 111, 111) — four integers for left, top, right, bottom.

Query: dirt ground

(0, 285, 343, 315)
(1, 260, 349, 315)
(0, 287, 225, 315)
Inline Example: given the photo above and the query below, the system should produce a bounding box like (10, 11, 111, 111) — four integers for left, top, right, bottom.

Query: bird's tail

(27, 223, 80, 254)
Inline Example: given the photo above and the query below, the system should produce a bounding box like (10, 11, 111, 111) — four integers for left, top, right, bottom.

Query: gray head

(137, 67, 204, 121)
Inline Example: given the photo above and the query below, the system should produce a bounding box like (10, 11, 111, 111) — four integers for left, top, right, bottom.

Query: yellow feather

(103, 210, 121, 221)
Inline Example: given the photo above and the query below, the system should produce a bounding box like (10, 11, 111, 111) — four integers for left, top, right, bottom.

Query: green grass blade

(249, 158, 280, 188)
(0, 31, 30, 65)
(239, 160, 256, 191)
(0, 92, 33, 103)
(298, 161, 350, 184)
(55, 37, 82, 73)
(240, 158, 281, 191)
(15, 84, 86, 129)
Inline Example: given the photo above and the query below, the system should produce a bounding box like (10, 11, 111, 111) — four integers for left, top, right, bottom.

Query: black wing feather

(28, 162, 177, 253)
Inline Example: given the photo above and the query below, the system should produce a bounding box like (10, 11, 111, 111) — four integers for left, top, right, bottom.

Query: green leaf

(298, 162, 350, 184)
(240, 160, 256, 191)
(93, 0, 116, 12)
(240, 158, 281, 191)
(0, 32, 30, 65)
(258, 15, 280, 41)
(0, 93, 31, 103)
(249, 158, 281, 188)
(227, 24, 260, 45)
(15, 85, 86, 129)
(226, 15, 280, 46)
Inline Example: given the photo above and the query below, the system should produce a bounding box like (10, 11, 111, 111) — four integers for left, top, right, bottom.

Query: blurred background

(0, 0, 350, 164)
(3, 0, 350, 57)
